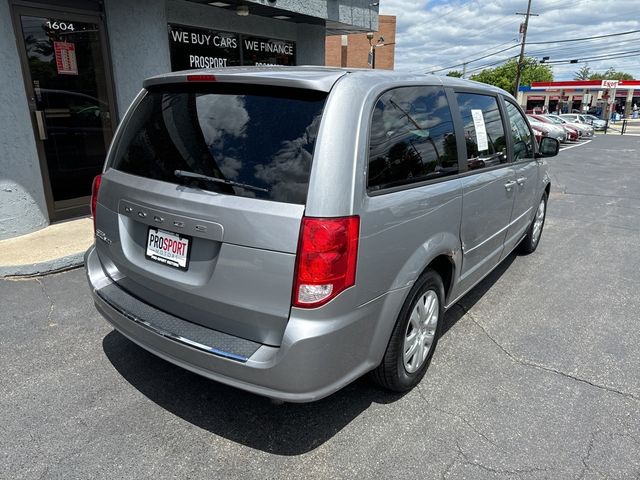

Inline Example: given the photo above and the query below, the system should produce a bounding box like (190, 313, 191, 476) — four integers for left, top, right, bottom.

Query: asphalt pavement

(2, 134, 639, 479)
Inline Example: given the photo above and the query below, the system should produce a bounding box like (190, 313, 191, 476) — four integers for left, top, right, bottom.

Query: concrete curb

(0, 252, 85, 278)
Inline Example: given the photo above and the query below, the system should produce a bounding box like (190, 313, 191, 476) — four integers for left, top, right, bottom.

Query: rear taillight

(293, 216, 360, 308)
(91, 174, 102, 231)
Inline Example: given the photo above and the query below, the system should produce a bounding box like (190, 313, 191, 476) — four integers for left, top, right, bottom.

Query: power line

(526, 37, 640, 60)
(542, 49, 640, 64)
(426, 43, 520, 74)
(528, 35, 640, 52)
(415, 19, 521, 74)
(527, 29, 640, 45)
(464, 57, 518, 76)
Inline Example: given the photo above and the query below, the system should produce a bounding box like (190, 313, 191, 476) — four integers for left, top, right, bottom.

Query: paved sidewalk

(0, 217, 93, 277)
(605, 118, 640, 136)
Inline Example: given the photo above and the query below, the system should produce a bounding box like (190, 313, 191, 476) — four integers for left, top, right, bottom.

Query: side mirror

(538, 137, 560, 157)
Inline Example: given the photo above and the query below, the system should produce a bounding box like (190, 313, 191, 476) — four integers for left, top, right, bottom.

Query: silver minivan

(86, 67, 559, 402)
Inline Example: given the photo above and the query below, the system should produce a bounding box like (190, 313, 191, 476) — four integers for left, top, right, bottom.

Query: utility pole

(462, 62, 467, 78)
(514, 0, 539, 98)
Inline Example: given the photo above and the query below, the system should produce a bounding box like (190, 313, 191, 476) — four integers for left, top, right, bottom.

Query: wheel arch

(422, 254, 456, 305)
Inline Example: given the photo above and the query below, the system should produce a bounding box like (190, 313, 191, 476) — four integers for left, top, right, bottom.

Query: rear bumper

(85, 246, 407, 402)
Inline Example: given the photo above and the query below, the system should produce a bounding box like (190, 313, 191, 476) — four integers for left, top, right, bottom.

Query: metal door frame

(10, 1, 118, 222)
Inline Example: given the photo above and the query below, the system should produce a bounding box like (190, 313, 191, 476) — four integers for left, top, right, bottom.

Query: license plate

(145, 227, 191, 270)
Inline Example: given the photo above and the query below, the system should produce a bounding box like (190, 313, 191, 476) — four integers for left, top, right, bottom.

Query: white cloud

(254, 113, 322, 203)
(196, 94, 249, 143)
(380, 0, 640, 80)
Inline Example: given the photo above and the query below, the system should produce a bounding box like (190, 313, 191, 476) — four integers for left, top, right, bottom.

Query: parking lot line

(559, 139, 592, 151)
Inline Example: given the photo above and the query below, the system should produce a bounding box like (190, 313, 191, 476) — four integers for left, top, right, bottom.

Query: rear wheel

(519, 191, 547, 254)
(371, 269, 444, 392)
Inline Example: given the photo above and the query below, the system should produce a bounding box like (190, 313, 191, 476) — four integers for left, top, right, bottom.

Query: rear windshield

(109, 83, 327, 204)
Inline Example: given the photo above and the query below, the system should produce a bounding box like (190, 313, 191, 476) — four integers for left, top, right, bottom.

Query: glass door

(13, 6, 116, 221)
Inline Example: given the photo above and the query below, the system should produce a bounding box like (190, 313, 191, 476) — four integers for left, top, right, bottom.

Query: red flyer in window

(53, 41, 78, 75)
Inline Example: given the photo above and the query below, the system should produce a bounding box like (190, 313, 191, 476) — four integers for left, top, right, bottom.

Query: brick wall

(325, 15, 396, 70)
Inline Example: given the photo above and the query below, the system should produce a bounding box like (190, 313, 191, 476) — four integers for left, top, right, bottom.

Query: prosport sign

(168, 24, 241, 70)
(168, 24, 296, 71)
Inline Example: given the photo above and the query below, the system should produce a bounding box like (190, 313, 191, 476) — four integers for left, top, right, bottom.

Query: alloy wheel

(532, 198, 546, 245)
(403, 290, 439, 373)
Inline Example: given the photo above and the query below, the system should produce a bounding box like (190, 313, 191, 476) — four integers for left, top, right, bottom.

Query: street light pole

(367, 32, 393, 69)
(367, 33, 383, 69)
(367, 32, 376, 69)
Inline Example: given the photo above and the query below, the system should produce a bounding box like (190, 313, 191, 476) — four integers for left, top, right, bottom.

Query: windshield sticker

(471, 109, 489, 151)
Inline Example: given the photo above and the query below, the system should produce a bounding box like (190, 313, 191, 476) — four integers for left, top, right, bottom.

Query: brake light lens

(91, 174, 101, 231)
(187, 74, 216, 82)
(293, 216, 360, 308)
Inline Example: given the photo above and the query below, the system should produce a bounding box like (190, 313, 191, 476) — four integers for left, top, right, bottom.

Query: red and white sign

(601, 80, 619, 89)
(53, 41, 78, 75)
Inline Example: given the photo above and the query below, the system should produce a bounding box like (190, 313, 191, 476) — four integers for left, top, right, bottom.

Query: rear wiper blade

(174, 170, 269, 193)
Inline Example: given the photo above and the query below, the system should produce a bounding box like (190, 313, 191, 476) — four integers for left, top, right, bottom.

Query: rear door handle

(516, 176, 527, 185)
(504, 180, 516, 191)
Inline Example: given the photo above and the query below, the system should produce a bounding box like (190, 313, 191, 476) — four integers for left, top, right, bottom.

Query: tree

(469, 57, 553, 92)
(588, 67, 634, 80)
(446, 70, 463, 78)
(574, 64, 591, 80)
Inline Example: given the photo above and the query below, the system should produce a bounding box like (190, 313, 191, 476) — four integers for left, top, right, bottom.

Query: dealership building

(0, 0, 378, 239)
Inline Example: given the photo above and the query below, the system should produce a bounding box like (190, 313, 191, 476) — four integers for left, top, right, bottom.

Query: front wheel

(371, 269, 444, 392)
(519, 191, 548, 254)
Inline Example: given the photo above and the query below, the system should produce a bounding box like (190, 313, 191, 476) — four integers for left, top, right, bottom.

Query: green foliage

(446, 70, 463, 78)
(588, 67, 634, 80)
(469, 57, 553, 92)
(574, 64, 592, 80)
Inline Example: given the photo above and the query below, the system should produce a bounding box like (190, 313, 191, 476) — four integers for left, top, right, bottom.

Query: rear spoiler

(143, 67, 348, 93)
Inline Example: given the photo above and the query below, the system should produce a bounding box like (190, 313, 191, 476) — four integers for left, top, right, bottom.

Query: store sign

(168, 24, 296, 71)
(53, 41, 78, 75)
(168, 24, 240, 70)
(601, 80, 619, 89)
(242, 36, 296, 66)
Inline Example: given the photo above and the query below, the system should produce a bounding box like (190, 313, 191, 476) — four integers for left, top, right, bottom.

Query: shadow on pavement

(102, 331, 405, 455)
(102, 251, 517, 455)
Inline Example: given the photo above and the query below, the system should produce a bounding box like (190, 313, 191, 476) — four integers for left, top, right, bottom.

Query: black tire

(371, 269, 445, 392)
(519, 191, 548, 254)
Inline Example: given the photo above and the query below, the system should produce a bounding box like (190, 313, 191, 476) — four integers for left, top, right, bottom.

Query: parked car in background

(560, 113, 589, 124)
(527, 116, 567, 143)
(582, 114, 607, 130)
(86, 67, 559, 402)
(548, 114, 594, 138)
(530, 114, 579, 141)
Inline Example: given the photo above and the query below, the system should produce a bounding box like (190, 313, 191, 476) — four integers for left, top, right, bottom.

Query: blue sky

(380, 0, 640, 80)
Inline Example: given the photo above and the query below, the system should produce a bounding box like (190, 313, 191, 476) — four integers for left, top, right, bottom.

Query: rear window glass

(109, 84, 327, 204)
